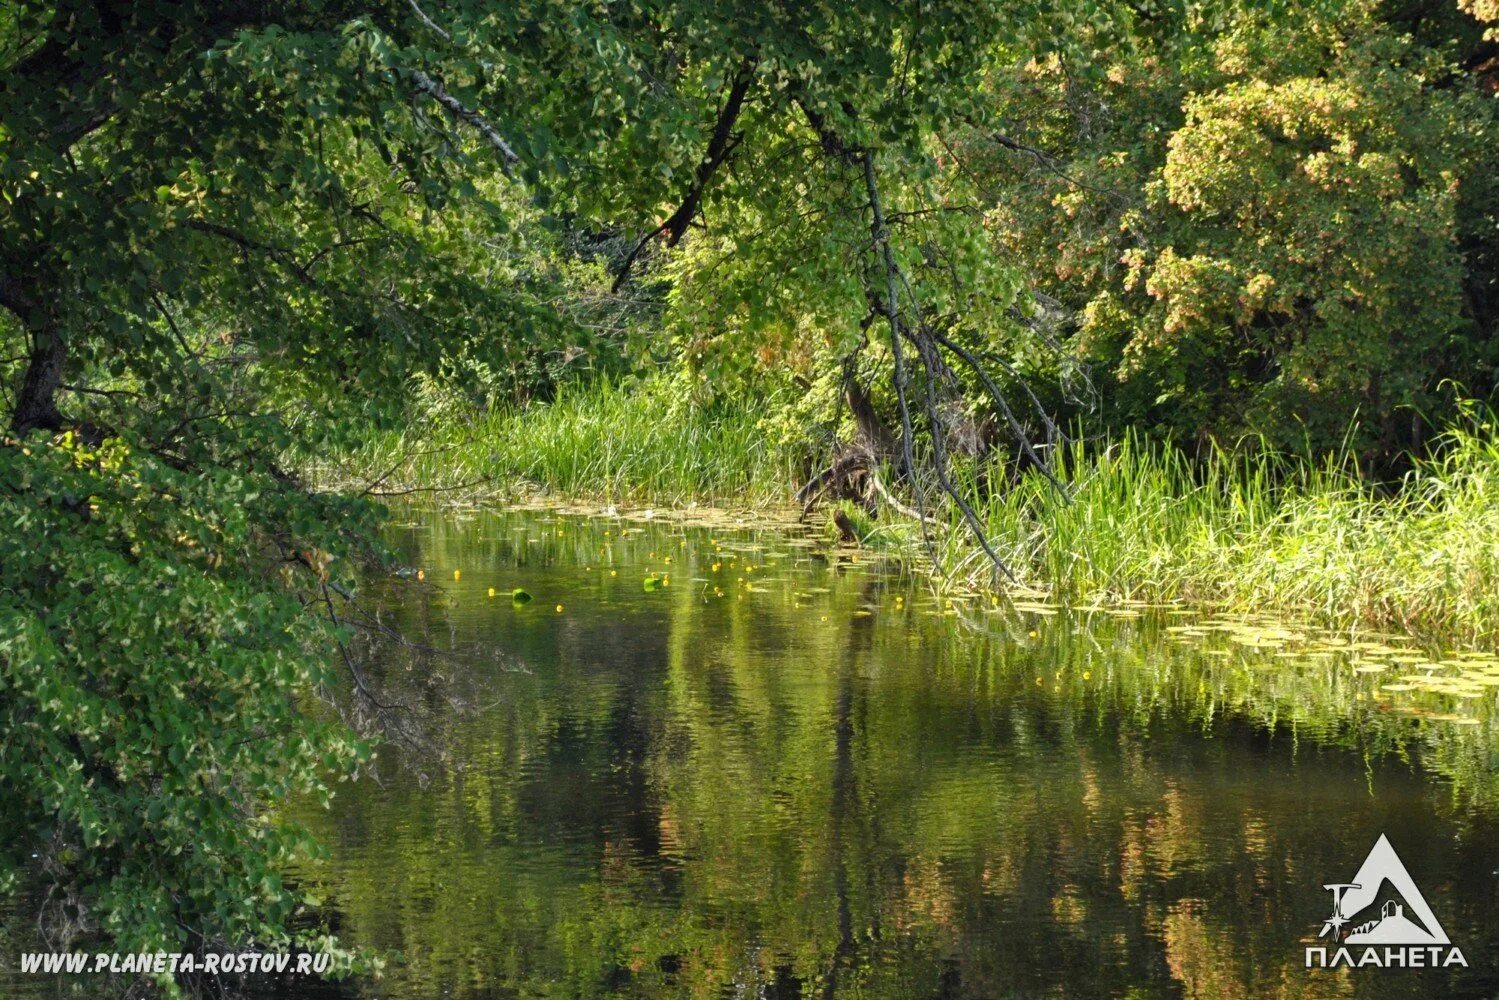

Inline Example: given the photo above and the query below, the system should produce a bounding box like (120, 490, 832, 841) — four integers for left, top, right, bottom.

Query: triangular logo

(1319, 835, 1448, 945)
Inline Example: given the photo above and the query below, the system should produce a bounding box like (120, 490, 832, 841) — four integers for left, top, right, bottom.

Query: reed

(309, 383, 1499, 642)
(940, 407, 1499, 643)
(305, 379, 799, 507)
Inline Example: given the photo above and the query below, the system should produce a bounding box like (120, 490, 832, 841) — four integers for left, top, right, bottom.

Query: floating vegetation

(389, 505, 1499, 748)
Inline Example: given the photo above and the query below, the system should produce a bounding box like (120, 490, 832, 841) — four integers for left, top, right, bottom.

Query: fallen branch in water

(366, 476, 491, 497)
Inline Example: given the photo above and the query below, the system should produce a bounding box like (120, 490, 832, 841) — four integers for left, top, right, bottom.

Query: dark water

(7, 507, 1498, 998)
(281, 508, 1499, 999)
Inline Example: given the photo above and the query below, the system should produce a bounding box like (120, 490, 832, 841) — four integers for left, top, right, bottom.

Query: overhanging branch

(612, 59, 757, 291)
(410, 69, 519, 173)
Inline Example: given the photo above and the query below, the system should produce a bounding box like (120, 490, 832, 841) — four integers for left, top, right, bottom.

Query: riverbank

(304, 383, 1499, 646)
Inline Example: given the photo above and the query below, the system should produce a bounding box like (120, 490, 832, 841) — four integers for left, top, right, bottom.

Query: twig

(927, 325, 1069, 497)
(407, 0, 451, 40)
(320, 582, 397, 712)
(869, 468, 923, 521)
(366, 476, 490, 497)
(59, 383, 138, 399)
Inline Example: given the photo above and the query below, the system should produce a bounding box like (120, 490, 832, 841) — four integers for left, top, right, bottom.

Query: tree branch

(862, 150, 930, 546)
(186, 220, 314, 284)
(409, 69, 519, 174)
(926, 325, 1069, 496)
(863, 149, 1017, 582)
(612, 59, 757, 291)
(406, 0, 452, 41)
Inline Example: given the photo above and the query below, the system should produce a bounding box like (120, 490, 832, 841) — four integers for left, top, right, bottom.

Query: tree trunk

(844, 375, 893, 459)
(11, 327, 66, 434)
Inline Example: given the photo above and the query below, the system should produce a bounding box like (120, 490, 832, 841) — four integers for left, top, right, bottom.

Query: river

(285, 507, 1499, 996)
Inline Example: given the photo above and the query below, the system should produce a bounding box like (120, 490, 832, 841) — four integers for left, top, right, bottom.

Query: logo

(1305, 834, 1467, 969)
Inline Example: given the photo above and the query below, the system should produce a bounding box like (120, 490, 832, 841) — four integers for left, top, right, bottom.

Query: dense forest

(2, 0, 1497, 994)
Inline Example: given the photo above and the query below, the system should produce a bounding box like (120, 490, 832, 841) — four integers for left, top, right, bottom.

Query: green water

(267, 507, 1499, 998)
(7, 506, 1493, 997)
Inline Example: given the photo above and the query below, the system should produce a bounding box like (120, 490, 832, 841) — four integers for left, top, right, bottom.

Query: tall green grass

(304, 378, 801, 506)
(939, 407, 1499, 642)
(308, 381, 1499, 642)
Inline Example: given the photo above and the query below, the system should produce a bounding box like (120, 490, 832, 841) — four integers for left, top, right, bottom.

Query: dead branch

(927, 324, 1069, 497)
(863, 149, 1019, 581)
(407, 0, 452, 40)
(410, 69, 519, 173)
(861, 149, 929, 546)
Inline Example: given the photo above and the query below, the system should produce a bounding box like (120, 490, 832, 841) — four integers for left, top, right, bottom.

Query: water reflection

(291, 508, 1497, 998)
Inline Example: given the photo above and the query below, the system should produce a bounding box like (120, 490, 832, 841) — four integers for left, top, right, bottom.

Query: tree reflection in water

(285, 509, 1499, 999)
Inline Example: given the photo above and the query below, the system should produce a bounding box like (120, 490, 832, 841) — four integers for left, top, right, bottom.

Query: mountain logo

(1320, 834, 1447, 944)
(1306, 834, 1467, 970)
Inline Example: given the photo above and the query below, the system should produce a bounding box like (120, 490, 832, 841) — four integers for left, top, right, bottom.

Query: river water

(265, 506, 1497, 998)
(5, 508, 1495, 1000)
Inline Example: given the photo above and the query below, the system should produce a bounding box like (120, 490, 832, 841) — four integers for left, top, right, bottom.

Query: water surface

(291, 508, 1499, 996)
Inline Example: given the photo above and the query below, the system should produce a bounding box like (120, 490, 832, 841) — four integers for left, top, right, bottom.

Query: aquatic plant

(310, 385, 1499, 644)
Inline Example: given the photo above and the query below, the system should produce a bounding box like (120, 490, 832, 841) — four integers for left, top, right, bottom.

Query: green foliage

(6, 0, 1032, 971)
(959, 0, 1499, 453)
(0, 429, 373, 981)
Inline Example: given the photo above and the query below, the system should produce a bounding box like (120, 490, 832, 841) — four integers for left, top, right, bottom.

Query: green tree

(951, 0, 1499, 457)
(1, 0, 1068, 987)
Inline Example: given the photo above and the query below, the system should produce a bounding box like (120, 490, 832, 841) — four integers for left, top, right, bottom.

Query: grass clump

(947, 404, 1499, 643)
(304, 378, 801, 507)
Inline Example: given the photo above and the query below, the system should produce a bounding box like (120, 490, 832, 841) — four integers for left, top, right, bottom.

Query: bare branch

(366, 476, 490, 497)
(186, 220, 314, 284)
(863, 149, 1017, 583)
(862, 150, 929, 545)
(982, 128, 1125, 202)
(410, 69, 519, 173)
(407, 0, 452, 40)
(927, 325, 1069, 497)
